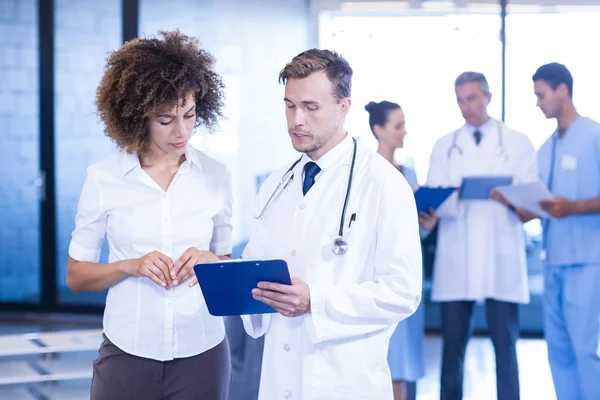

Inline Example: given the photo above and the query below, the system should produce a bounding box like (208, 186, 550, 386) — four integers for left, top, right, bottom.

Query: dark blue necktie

(473, 130, 482, 146)
(302, 162, 321, 196)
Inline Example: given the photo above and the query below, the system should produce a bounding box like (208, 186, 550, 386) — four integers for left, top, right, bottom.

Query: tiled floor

(0, 315, 555, 400)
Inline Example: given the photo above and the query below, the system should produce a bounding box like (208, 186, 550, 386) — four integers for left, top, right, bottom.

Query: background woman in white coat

(66, 31, 233, 399)
(425, 72, 538, 400)
(365, 100, 437, 400)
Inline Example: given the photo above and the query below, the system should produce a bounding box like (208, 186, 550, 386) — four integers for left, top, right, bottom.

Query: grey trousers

(225, 316, 264, 400)
(440, 300, 520, 400)
(90, 335, 231, 400)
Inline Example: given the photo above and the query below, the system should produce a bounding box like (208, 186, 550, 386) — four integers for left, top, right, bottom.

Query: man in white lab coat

(240, 49, 423, 400)
(426, 72, 538, 400)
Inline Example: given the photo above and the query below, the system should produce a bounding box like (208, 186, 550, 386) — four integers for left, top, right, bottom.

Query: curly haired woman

(66, 30, 232, 400)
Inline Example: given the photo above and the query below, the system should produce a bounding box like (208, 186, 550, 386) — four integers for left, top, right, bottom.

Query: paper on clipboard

(495, 181, 554, 218)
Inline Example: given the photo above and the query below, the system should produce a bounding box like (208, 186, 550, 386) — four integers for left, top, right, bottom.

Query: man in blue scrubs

(533, 62, 600, 400)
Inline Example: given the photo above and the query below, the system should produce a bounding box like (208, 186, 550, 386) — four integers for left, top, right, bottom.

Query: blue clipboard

(193, 259, 292, 316)
(413, 187, 457, 213)
(459, 176, 513, 200)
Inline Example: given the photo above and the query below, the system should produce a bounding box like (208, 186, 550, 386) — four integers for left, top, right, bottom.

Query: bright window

(320, 9, 502, 184)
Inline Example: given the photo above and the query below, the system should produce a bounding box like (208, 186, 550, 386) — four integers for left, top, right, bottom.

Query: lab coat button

(299, 203, 306, 210)
(284, 391, 292, 399)
(291, 250, 296, 257)
(283, 343, 291, 352)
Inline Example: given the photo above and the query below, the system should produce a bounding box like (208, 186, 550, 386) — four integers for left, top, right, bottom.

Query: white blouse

(69, 146, 233, 361)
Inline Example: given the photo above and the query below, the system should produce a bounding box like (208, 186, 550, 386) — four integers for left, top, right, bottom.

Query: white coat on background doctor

(426, 72, 538, 400)
(241, 49, 422, 400)
(428, 117, 537, 304)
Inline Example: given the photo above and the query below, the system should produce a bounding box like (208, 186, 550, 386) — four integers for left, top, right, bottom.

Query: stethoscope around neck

(446, 120, 508, 160)
(256, 137, 358, 256)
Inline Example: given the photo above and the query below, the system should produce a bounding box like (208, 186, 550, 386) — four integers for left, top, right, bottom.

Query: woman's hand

(171, 248, 220, 288)
(122, 251, 174, 289)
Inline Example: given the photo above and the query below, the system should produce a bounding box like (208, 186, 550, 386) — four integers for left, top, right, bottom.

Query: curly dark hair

(95, 30, 225, 154)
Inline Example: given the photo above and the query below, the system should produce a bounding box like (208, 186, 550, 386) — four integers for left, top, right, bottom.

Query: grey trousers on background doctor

(440, 299, 520, 400)
(225, 316, 264, 400)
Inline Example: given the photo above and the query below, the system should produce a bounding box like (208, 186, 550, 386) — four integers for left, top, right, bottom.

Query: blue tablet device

(193, 259, 292, 316)
(459, 176, 513, 200)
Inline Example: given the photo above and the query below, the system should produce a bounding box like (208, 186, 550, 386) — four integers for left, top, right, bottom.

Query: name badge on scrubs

(561, 154, 577, 170)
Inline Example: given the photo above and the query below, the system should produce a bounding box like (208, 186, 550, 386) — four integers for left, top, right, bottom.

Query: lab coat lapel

(259, 164, 305, 265)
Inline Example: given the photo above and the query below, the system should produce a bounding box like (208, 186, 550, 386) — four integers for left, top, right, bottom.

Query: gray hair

(455, 71, 490, 94)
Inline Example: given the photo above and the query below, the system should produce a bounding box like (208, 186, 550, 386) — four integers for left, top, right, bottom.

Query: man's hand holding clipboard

(252, 277, 311, 317)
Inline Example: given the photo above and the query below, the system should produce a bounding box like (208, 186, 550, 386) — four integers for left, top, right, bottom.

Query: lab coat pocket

(494, 214, 528, 301)
(496, 211, 524, 256)
(310, 332, 388, 396)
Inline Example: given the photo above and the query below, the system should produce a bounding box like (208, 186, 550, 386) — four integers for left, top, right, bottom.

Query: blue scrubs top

(387, 166, 426, 381)
(538, 117, 600, 266)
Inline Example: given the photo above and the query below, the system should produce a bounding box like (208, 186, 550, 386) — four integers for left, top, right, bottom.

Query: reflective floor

(0, 314, 554, 400)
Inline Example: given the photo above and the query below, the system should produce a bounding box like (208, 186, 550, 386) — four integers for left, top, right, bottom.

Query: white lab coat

(241, 136, 422, 400)
(426, 118, 538, 303)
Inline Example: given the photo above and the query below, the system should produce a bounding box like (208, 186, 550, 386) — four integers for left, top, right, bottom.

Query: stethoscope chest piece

(331, 237, 348, 255)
